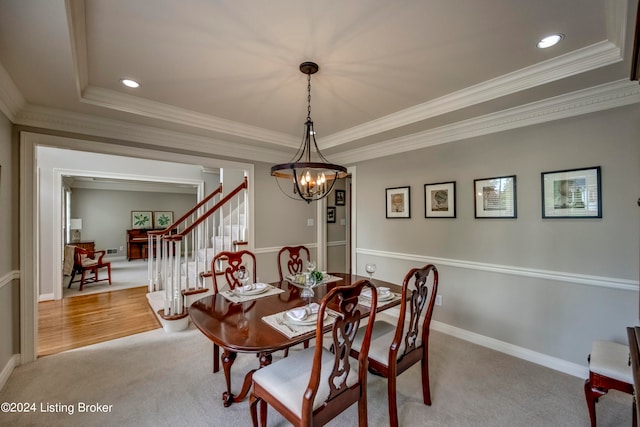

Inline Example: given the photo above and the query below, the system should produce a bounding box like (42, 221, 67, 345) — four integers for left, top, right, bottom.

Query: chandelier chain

(307, 72, 312, 121)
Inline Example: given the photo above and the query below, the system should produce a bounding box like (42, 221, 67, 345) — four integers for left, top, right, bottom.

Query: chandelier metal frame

(271, 62, 347, 203)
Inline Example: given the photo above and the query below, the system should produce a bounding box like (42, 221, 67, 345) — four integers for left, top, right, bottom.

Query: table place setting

(358, 286, 401, 308)
(262, 302, 340, 338)
(220, 283, 284, 303)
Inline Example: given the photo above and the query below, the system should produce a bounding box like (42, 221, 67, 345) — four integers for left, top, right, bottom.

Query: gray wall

(353, 103, 640, 368)
(252, 161, 318, 282)
(2, 101, 639, 383)
(71, 188, 197, 258)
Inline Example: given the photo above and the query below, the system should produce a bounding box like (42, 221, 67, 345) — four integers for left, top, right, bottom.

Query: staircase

(146, 177, 249, 332)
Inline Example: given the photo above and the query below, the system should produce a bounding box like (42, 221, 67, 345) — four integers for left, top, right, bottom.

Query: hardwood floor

(38, 286, 161, 357)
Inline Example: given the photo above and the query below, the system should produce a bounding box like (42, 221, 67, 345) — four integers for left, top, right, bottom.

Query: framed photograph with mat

(386, 186, 410, 218)
(541, 166, 601, 218)
(424, 181, 456, 218)
(154, 211, 174, 228)
(327, 206, 336, 223)
(132, 211, 152, 229)
(474, 175, 517, 218)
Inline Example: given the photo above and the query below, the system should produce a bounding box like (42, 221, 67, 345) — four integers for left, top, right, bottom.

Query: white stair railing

(147, 177, 248, 322)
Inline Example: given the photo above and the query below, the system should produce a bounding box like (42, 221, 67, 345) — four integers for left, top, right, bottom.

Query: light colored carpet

(0, 326, 632, 426)
(63, 258, 149, 298)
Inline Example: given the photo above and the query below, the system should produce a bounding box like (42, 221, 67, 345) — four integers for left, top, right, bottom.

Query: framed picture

(541, 166, 601, 218)
(154, 211, 174, 228)
(424, 181, 456, 218)
(131, 211, 152, 229)
(474, 175, 517, 218)
(335, 189, 345, 206)
(386, 186, 411, 218)
(327, 206, 336, 223)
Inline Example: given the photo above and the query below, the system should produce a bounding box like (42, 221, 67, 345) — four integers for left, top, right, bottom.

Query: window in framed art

(541, 166, 601, 218)
(474, 175, 517, 218)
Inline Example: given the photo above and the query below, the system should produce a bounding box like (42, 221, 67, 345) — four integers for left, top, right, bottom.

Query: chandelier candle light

(271, 62, 347, 203)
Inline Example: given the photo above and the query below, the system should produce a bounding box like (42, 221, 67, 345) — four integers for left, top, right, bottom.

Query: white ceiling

(0, 0, 639, 164)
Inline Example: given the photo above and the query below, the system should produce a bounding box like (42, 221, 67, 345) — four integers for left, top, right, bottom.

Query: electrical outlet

(307, 218, 314, 226)
(119, 246, 124, 251)
(435, 295, 442, 306)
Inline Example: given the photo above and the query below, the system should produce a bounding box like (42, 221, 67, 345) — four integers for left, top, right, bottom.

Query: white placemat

(262, 308, 340, 338)
(220, 284, 285, 303)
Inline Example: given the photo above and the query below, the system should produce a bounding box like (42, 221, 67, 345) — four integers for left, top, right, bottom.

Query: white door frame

(20, 131, 254, 363)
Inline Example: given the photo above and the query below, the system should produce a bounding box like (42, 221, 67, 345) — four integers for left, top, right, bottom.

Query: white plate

(234, 283, 269, 296)
(285, 310, 328, 326)
(361, 290, 394, 301)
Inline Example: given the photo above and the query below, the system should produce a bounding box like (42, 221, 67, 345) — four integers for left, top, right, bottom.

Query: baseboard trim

(431, 320, 588, 378)
(0, 354, 20, 392)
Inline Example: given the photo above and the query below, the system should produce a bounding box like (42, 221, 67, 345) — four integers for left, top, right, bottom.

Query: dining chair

(350, 264, 439, 427)
(211, 250, 257, 293)
(584, 339, 635, 427)
(627, 326, 640, 427)
(277, 245, 311, 281)
(277, 245, 311, 355)
(210, 250, 257, 373)
(68, 246, 112, 291)
(249, 279, 378, 427)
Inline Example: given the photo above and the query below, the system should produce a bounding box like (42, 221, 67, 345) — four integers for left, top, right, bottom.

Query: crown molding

(13, 79, 640, 166)
(65, 0, 89, 96)
(333, 79, 640, 164)
(15, 105, 287, 164)
(0, 61, 25, 121)
(81, 86, 299, 149)
(321, 40, 622, 149)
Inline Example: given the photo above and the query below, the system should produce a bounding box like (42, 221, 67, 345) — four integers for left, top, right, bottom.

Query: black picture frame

(386, 186, 411, 219)
(327, 206, 336, 223)
(335, 190, 345, 206)
(424, 181, 456, 218)
(541, 166, 601, 218)
(473, 175, 517, 218)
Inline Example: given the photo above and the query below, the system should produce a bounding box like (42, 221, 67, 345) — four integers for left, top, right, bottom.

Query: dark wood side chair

(627, 326, 640, 427)
(584, 339, 635, 427)
(249, 279, 378, 427)
(277, 245, 311, 281)
(350, 264, 439, 427)
(277, 245, 311, 355)
(211, 249, 257, 293)
(68, 247, 112, 291)
(210, 250, 258, 373)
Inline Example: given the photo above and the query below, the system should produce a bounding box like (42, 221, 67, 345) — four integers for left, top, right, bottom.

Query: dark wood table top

(189, 273, 403, 354)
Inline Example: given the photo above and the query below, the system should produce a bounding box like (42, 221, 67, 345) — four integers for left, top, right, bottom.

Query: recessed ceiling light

(120, 78, 140, 88)
(537, 34, 564, 49)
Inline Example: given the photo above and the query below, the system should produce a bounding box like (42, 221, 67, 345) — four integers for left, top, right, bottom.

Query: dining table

(189, 272, 404, 407)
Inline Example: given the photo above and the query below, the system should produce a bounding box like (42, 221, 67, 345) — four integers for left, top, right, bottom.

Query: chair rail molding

(0, 270, 19, 290)
(356, 248, 638, 292)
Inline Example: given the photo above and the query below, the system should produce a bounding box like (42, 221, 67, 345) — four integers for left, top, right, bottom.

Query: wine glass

(301, 273, 317, 300)
(234, 267, 250, 292)
(365, 263, 377, 280)
(306, 260, 316, 273)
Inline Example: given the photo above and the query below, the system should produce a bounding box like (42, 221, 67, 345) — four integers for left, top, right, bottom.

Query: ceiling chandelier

(271, 62, 348, 203)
